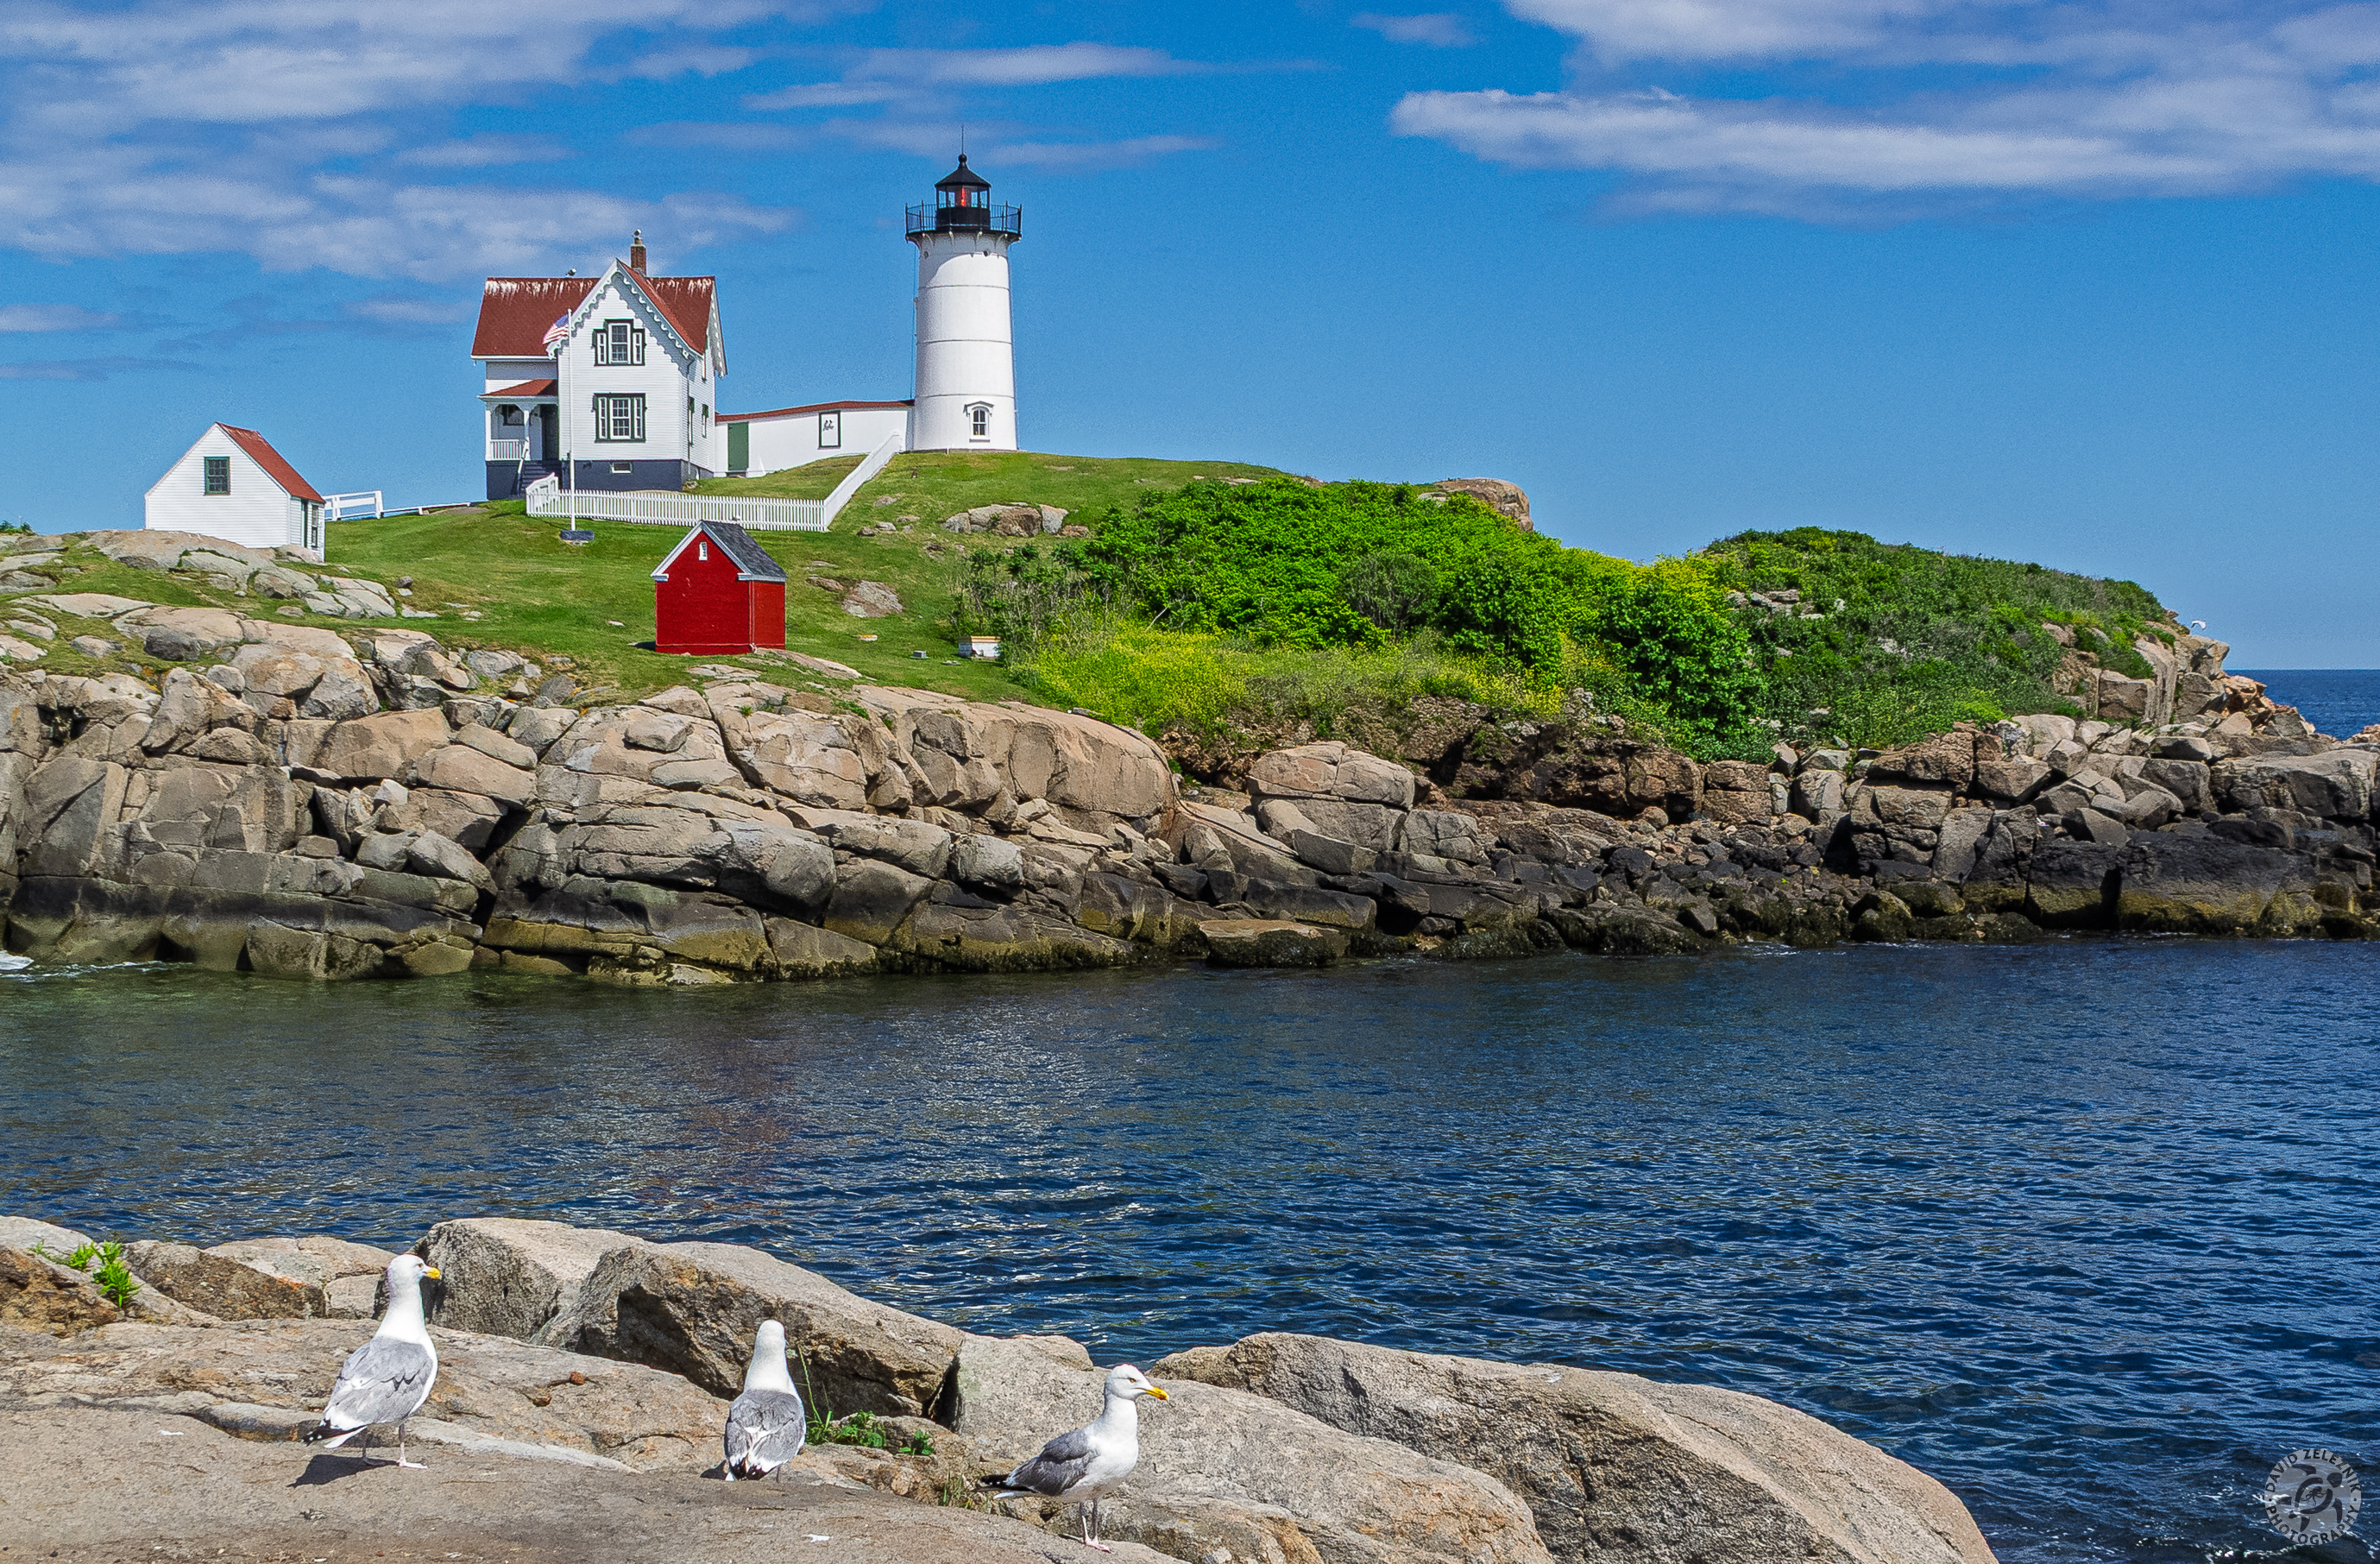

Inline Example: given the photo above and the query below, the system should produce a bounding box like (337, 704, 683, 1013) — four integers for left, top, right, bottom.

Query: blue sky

(5, 0, 2377, 664)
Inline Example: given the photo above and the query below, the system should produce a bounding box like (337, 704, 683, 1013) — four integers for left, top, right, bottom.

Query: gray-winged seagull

(722, 1319, 808, 1479)
(302, 1253, 443, 1467)
(991, 1363, 1168, 1551)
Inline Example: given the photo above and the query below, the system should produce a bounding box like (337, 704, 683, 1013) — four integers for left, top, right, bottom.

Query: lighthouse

(906, 155, 1021, 451)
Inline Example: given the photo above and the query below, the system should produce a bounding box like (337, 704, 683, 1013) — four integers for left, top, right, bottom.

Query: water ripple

(2, 942, 2376, 1563)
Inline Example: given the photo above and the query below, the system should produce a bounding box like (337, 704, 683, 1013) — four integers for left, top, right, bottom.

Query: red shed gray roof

(652, 520, 786, 583)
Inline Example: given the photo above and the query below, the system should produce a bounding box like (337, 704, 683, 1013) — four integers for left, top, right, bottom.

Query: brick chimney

(630, 230, 646, 272)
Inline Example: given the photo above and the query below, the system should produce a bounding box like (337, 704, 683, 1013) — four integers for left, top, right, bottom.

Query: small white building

(721, 400, 913, 478)
(143, 424, 324, 552)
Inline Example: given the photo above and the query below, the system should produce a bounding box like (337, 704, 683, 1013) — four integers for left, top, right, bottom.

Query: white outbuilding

(144, 424, 325, 553)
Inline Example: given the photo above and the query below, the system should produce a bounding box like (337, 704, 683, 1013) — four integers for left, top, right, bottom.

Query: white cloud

(1353, 12, 1481, 47)
(1505, 0, 1957, 61)
(624, 123, 809, 152)
(0, 355, 196, 380)
(0, 0, 816, 278)
(345, 296, 475, 325)
(0, 304, 124, 331)
(1393, 1, 2380, 214)
(841, 43, 1201, 86)
(397, 135, 575, 168)
(991, 135, 1225, 170)
(742, 81, 919, 110)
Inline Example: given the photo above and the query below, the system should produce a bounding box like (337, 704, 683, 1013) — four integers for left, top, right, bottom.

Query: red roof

(217, 425, 323, 502)
(721, 399, 912, 421)
(472, 271, 715, 357)
(483, 379, 557, 398)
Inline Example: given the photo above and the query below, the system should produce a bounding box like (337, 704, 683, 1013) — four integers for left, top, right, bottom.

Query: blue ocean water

(3, 944, 2375, 1563)
(2235, 670, 2380, 739)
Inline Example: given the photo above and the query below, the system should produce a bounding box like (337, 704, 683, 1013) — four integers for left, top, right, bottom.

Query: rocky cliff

(1, 602, 2371, 980)
(1, 1213, 1999, 1564)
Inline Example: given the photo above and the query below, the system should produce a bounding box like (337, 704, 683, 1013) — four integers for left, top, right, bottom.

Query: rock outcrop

(0, 1214, 2001, 1564)
(3, 586, 2371, 978)
(953, 1333, 1553, 1564)
(1155, 1333, 1996, 1564)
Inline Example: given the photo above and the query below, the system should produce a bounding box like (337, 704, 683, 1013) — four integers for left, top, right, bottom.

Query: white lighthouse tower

(906, 155, 1020, 451)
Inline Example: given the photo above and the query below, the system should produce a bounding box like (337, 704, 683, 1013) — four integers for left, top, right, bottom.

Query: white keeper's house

(471, 156, 1023, 501)
(144, 423, 326, 552)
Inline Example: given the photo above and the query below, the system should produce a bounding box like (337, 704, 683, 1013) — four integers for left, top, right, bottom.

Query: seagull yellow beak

(1145, 1386, 1168, 1400)
(423, 1265, 443, 1281)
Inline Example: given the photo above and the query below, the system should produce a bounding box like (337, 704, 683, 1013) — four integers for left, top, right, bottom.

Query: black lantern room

(905, 154, 1022, 240)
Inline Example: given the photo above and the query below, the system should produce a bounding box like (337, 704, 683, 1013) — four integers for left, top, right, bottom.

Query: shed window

(203, 456, 230, 495)
(594, 394, 645, 442)
(594, 318, 645, 366)
(698, 541, 709, 562)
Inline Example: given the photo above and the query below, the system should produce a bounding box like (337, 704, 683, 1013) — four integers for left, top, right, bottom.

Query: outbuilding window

(203, 456, 230, 495)
(594, 394, 646, 442)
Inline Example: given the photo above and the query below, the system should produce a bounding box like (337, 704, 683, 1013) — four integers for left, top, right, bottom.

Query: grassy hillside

(1705, 528, 2172, 750)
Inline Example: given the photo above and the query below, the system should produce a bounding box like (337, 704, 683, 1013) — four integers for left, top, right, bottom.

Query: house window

(203, 456, 230, 495)
(593, 394, 645, 442)
(496, 405, 524, 426)
(967, 404, 990, 439)
(593, 319, 645, 366)
(819, 410, 841, 449)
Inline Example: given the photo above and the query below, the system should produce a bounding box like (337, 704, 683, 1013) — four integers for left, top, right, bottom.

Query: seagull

(990, 1364, 1168, 1552)
(722, 1319, 808, 1480)
(302, 1254, 443, 1468)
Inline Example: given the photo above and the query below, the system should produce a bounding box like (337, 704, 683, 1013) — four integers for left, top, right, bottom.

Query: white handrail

(323, 490, 385, 520)
(522, 476, 826, 531)
(821, 432, 904, 524)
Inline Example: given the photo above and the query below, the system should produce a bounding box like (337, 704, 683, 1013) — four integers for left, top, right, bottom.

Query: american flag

(541, 312, 570, 354)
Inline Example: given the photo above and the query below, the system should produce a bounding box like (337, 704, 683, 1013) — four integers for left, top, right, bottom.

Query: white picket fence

(322, 490, 385, 520)
(523, 475, 827, 532)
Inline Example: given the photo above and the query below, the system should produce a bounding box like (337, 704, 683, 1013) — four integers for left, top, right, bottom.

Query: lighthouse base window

(966, 403, 991, 440)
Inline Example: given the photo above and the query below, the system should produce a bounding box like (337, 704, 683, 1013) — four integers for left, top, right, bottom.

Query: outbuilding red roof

(472, 272, 716, 357)
(217, 425, 323, 502)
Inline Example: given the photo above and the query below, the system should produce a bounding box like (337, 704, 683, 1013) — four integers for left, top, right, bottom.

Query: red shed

(651, 520, 788, 655)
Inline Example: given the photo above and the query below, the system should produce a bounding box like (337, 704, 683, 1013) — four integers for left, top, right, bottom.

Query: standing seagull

(722, 1319, 807, 1479)
(991, 1364, 1168, 1552)
(303, 1253, 443, 1468)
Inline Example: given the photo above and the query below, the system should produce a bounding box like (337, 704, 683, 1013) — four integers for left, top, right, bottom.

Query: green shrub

(1702, 527, 2168, 751)
(33, 1238, 143, 1309)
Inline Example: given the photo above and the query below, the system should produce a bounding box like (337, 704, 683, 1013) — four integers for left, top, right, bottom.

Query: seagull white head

(387, 1253, 441, 1287)
(1104, 1364, 1167, 1403)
